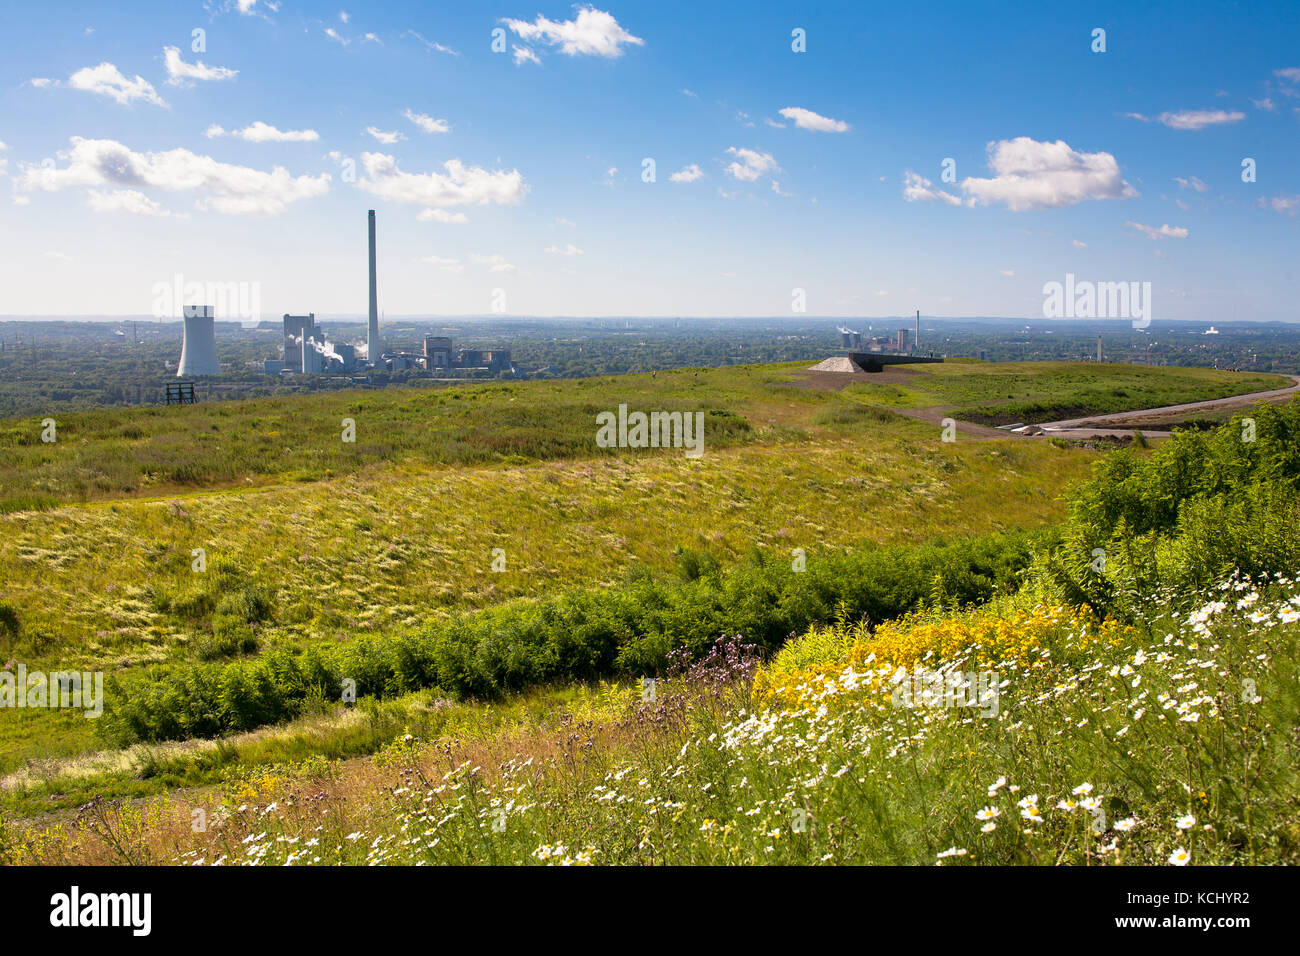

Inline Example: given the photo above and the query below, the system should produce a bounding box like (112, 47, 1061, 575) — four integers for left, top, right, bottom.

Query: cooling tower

(178, 305, 220, 376)
(367, 209, 380, 363)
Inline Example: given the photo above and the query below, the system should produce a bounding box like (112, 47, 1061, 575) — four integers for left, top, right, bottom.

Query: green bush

(99, 529, 1046, 745)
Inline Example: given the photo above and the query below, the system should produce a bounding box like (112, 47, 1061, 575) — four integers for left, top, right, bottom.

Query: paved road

(1034, 374, 1300, 439)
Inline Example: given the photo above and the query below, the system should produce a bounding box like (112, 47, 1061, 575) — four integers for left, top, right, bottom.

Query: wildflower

(1020, 805, 1044, 823)
(980, 822, 997, 833)
(937, 846, 967, 859)
(1072, 783, 1094, 796)
(1176, 814, 1196, 830)
(1168, 847, 1191, 866)
(975, 807, 1000, 821)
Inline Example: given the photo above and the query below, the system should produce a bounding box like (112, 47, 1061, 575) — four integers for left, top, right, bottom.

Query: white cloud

(206, 121, 319, 142)
(162, 46, 238, 85)
(68, 62, 166, 107)
(1173, 175, 1209, 192)
(87, 188, 169, 216)
(902, 171, 961, 206)
(365, 126, 404, 144)
(401, 31, 458, 56)
(43, 251, 71, 261)
(18, 136, 329, 216)
(1156, 109, 1245, 130)
(999, 269, 1015, 277)
(416, 208, 469, 223)
(545, 243, 583, 255)
(1259, 194, 1300, 215)
(723, 147, 778, 182)
(960, 138, 1137, 211)
(764, 118, 786, 128)
(358, 153, 526, 212)
(1274, 67, 1300, 84)
(512, 45, 541, 66)
(503, 7, 643, 58)
(1252, 97, 1276, 111)
(1126, 221, 1189, 239)
(669, 163, 703, 183)
(340, 10, 350, 22)
(680, 88, 697, 98)
(28, 77, 56, 88)
(777, 107, 849, 132)
(469, 253, 516, 273)
(325, 27, 347, 45)
(404, 109, 450, 134)
(1072, 239, 1087, 248)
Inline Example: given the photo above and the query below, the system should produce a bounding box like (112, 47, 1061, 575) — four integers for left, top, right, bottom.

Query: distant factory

(257, 210, 513, 378)
(837, 312, 924, 355)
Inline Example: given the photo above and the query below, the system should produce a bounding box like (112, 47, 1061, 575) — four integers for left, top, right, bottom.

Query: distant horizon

(0, 314, 1290, 326)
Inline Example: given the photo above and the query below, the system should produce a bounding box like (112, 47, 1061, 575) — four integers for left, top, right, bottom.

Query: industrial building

(177, 305, 220, 376)
(254, 211, 513, 378)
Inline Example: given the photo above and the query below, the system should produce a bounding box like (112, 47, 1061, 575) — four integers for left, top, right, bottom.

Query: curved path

(1033, 374, 1300, 439)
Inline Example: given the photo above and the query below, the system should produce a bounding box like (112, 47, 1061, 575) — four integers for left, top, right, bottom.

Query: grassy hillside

(0, 359, 1290, 832)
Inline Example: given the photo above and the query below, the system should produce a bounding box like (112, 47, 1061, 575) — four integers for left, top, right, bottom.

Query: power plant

(177, 210, 514, 382)
(177, 305, 220, 376)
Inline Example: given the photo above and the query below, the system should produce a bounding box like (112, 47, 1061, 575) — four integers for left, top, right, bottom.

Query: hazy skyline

(1, 1, 1297, 320)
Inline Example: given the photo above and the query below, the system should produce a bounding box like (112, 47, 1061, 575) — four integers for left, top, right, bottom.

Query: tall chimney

(367, 209, 379, 364)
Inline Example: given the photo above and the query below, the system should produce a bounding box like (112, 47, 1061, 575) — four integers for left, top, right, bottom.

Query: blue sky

(0, 0, 1297, 321)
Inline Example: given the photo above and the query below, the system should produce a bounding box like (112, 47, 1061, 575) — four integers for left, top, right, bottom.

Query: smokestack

(367, 209, 379, 363)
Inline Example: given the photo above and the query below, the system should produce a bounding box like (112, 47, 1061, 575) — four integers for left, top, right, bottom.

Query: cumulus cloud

(1173, 175, 1209, 192)
(365, 127, 403, 144)
(502, 7, 643, 58)
(18, 136, 329, 216)
(545, 243, 583, 255)
(499, 4, 642, 57)
(28, 77, 56, 88)
(902, 171, 961, 206)
(669, 163, 703, 183)
(205, 121, 318, 142)
(404, 109, 450, 134)
(358, 153, 526, 214)
(1252, 97, 1276, 111)
(1072, 239, 1087, 248)
(87, 188, 169, 216)
(162, 47, 238, 85)
(960, 137, 1137, 211)
(723, 147, 778, 182)
(512, 45, 541, 66)
(469, 253, 516, 272)
(68, 63, 166, 107)
(1274, 67, 1300, 84)
(1125, 221, 1189, 239)
(777, 107, 849, 132)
